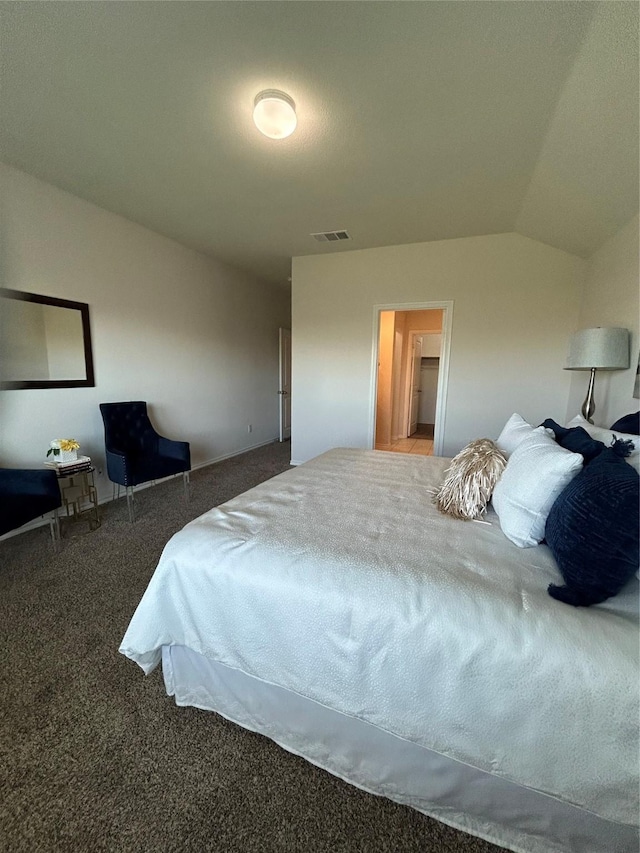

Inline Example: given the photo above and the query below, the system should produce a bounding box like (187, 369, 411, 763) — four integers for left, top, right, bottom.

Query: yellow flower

(58, 439, 80, 451)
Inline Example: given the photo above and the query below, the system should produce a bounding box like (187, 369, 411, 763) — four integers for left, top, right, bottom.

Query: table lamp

(564, 327, 629, 423)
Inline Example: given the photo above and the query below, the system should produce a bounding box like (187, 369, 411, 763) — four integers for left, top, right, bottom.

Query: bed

(120, 448, 639, 853)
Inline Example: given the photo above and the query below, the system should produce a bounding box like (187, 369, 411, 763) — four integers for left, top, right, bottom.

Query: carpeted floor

(1, 441, 504, 853)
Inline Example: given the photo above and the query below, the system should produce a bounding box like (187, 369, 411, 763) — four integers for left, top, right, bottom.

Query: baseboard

(191, 437, 280, 472)
(0, 436, 282, 543)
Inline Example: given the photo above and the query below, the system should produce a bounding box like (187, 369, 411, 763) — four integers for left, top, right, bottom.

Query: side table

(56, 467, 101, 534)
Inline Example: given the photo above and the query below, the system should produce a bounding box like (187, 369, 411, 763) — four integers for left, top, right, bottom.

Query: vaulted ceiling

(1, 2, 637, 286)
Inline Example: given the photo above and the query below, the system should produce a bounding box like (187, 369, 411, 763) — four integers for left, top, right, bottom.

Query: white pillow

(566, 414, 640, 473)
(495, 413, 537, 457)
(492, 428, 583, 548)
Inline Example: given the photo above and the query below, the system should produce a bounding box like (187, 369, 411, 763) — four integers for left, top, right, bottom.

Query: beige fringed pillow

(433, 439, 507, 520)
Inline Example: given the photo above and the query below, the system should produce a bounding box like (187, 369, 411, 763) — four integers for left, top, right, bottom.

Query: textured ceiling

(1, 2, 637, 287)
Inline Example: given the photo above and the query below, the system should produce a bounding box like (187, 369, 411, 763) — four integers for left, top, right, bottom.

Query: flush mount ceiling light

(253, 90, 297, 139)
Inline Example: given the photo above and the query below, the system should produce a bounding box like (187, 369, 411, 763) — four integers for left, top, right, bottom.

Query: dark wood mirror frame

(1, 288, 95, 390)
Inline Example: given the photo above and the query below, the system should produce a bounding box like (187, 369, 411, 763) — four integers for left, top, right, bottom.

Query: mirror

(0, 289, 95, 390)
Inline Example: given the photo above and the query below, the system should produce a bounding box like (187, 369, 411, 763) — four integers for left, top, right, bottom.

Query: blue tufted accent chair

(0, 468, 62, 540)
(99, 401, 191, 521)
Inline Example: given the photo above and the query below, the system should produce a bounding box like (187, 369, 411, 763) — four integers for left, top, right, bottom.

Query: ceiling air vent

(311, 230, 351, 243)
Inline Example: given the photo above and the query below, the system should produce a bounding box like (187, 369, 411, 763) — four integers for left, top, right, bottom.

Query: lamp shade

(565, 327, 630, 371)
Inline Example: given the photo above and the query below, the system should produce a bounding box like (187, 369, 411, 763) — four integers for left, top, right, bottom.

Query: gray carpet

(1, 441, 504, 853)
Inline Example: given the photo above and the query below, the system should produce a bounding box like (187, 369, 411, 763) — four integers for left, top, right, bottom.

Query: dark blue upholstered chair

(99, 401, 191, 521)
(0, 468, 62, 540)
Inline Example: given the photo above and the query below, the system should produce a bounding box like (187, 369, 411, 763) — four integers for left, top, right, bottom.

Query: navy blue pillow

(610, 412, 640, 436)
(545, 445, 639, 607)
(540, 419, 606, 463)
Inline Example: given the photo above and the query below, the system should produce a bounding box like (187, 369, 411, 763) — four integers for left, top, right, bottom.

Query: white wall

(566, 214, 639, 427)
(0, 164, 291, 503)
(291, 233, 585, 463)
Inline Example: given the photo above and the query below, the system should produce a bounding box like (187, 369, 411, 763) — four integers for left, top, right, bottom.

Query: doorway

(371, 303, 452, 456)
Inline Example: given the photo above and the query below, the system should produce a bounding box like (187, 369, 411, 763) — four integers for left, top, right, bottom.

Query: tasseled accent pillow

(566, 414, 640, 472)
(434, 439, 506, 520)
(540, 418, 606, 463)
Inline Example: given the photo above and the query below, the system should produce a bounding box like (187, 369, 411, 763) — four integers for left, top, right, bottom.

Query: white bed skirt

(162, 645, 638, 853)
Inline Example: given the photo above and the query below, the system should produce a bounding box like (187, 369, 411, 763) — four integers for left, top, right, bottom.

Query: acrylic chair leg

(126, 486, 135, 522)
(49, 509, 61, 543)
(183, 471, 190, 501)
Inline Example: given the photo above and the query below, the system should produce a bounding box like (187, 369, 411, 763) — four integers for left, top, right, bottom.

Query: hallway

(376, 433, 433, 456)
(375, 436, 434, 455)
(376, 420, 434, 456)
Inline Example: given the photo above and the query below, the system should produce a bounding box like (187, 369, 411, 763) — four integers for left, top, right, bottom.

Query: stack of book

(45, 455, 93, 477)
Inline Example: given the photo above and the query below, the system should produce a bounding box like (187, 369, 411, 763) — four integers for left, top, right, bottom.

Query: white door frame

(369, 301, 453, 456)
(410, 330, 441, 431)
(403, 330, 442, 437)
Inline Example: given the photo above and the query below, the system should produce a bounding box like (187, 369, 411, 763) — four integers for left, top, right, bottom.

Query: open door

(279, 328, 291, 441)
(407, 335, 422, 436)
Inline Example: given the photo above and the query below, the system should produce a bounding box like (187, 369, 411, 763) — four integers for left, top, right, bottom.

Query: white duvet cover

(120, 448, 639, 829)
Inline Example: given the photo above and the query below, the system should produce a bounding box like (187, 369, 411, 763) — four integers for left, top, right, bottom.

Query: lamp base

(580, 368, 597, 424)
